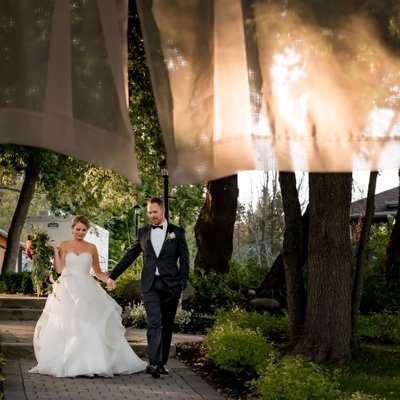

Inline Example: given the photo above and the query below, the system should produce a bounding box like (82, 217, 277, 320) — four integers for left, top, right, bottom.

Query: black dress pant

(142, 276, 180, 366)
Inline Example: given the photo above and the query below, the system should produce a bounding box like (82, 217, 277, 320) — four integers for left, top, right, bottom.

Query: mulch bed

(175, 341, 257, 400)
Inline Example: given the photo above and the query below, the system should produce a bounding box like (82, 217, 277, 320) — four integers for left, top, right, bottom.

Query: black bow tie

(151, 225, 163, 230)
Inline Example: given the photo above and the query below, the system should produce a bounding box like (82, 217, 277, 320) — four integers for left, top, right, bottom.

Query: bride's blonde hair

(71, 215, 90, 229)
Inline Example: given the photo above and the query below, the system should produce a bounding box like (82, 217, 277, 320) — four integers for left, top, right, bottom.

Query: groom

(107, 197, 190, 378)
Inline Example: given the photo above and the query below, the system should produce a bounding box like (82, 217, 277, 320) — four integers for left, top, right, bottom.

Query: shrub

(339, 392, 383, 400)
(205, 321, 275, 374)
(108, 260, 142, 302)
(226, 260, 268, 290)
(122, 301, 147, 328)
(30, 228, 55, 295)
(251, 354, 341, 400)
(189, 271, 246, 313)
(358, 312, 400, 343)
(213, 307, 288, 340)
(174, 304, 192, 330)
(122, 301, 193, 331)
(1, 271, 34, 294)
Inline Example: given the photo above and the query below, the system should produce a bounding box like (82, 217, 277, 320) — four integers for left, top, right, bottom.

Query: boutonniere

(166, 232, 176, 241)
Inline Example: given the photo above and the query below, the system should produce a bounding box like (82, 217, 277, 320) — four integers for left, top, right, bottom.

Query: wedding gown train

(29, 252, 146, 377)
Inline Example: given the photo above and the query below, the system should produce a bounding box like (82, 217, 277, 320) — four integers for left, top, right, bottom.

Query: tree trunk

(1, 153, 41, 275)
(279, 172, 307, 345)
(351, 171, 377, 353)
(256, 207, 309, 292)
(255, 253, 285, 293)
(194, 175, 238, 274)
(292, 173, 352, 364)
(384, 169, 400, 289)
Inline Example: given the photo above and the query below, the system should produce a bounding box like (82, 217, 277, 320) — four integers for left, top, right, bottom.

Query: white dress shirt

(150, 219, 168, 275)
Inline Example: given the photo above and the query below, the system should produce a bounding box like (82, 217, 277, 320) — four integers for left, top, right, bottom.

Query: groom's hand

(106, 278, 116, 291)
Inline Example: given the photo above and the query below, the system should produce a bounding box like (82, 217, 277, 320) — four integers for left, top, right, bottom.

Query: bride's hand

(45, 240, 57, 250)
(106, 278, 116, 291)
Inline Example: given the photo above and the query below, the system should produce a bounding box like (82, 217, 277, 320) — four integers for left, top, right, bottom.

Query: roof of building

(350, 186, 399, 221)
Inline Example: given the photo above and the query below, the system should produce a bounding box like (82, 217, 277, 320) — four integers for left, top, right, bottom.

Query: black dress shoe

(146, 365, 160, 378)
(157, 365, 169, 375)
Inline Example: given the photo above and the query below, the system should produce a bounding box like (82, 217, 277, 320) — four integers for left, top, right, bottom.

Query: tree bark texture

(293, 173, 352, 364)
(351, 171, 377, 353)
(1, 153, 40, 275)
(194, 175, 238, 274)
(255, 253, 285, 293)
(279, 172, 307, 345)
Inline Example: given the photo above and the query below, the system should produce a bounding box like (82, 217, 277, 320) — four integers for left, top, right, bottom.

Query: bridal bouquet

(30, 228, 57, 296)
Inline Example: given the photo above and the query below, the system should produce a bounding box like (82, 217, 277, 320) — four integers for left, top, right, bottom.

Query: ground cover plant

(177, 308, 400, 400)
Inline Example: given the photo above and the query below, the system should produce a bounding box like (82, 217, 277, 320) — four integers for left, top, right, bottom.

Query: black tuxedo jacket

(109, 223, 190, 294)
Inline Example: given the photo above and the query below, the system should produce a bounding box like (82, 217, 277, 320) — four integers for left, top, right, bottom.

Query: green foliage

(339, 392, 383, 400)
(360, 218, 400, 313)
(122, 300, 193, 331)
(226, 260, 269, 290)
(361, 265, 394, 313)
(0, 353, 5, 398)
(122, 301, 147, 328)
(251, 354, 341, 400)
(205, 321, 275, 374)
(358, 312, 400, 343)
(174, 304, 193, 329)
(213, 308, 288, 340)
(30, 228, 55, 295)
(108, 261, 142, 302)
(338, 344, 400, 400)
(189, 271, 246, 313)
(1, 272, 34, 294)
(368, 218, 394, 270)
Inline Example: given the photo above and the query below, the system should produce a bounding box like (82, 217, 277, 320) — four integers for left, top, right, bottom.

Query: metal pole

(164, 175, 169, 221)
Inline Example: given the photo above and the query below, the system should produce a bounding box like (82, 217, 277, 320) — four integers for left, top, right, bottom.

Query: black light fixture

(159, 159, 169, 220)
(133, 204, 141, 237)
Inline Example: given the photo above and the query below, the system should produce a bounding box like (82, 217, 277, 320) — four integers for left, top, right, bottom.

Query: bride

(29, 215, 146, 378)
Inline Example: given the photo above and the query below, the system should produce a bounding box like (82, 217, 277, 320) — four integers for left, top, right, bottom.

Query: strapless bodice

(63, 252, 93, 276)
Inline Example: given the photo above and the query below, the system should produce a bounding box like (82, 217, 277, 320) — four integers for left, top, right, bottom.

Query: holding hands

(106, 278, 116, 291)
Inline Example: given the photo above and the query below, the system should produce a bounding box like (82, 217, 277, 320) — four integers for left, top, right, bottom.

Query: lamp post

(159, 159, 169, 220)
(133, 204, 141, 237)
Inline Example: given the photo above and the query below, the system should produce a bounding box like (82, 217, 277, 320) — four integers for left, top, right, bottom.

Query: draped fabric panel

(137, 0, 400, 185)
(0, 0, 139, 182)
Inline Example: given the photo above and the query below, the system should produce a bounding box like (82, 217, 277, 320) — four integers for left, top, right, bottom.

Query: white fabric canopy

(137, 0, 400, 184)
(2, 0, 400, 185)
(0, 0, 139, 182)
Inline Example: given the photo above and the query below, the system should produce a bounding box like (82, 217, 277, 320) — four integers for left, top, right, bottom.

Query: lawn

(338, 344, 400, 399)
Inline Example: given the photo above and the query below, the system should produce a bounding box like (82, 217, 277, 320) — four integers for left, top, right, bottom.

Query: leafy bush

(174, 304, 193, 330)
(213, 307, 288, 340)
(122, 300, 193, 331)
(122, 301, 147, 328)
(0, 353, 5, 399)
(1, 271, 34, 294)
(189, 271, 246, 313)
(358, 312, 400, 343)
(251, 354, 341, 400)
(205, 321, 275, 373)
(226, 261, 268, 290)
(361, 266, 395, 313)
(362, 217, 400, 313)
(30, 228, 55, 295)
(339, 392, 383, 400)
(107, 260, 142, 302)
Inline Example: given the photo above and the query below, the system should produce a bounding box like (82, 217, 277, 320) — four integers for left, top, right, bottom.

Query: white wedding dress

(29, 252, 146, 377)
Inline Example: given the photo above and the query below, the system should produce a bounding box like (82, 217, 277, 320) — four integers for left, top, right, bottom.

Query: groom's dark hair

(148, 197, 164, 208)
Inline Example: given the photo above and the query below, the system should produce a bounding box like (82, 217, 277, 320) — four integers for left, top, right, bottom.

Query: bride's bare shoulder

(84, 242, 97, 253)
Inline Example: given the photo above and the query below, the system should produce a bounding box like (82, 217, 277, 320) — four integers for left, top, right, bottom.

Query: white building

(25, 212, 109, 272)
